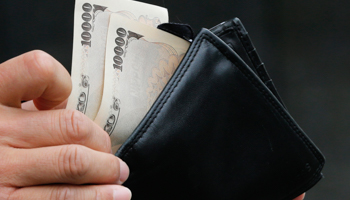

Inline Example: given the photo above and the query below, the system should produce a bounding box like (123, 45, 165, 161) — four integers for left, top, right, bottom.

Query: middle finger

(0, 106, 111, 153)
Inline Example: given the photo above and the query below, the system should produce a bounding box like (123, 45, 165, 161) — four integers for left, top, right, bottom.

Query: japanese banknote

(67, 0, 190, 153)
(67, 0, 168, 119)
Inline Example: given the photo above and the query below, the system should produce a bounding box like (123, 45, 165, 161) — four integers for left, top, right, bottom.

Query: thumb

(0, 50, 71, 110)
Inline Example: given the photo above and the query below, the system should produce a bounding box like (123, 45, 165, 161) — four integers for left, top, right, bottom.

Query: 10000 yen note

(67, 0, 168, 120)
(94, 14, 190, 153)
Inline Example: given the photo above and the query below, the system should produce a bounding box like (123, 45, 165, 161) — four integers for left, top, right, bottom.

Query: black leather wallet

(116, 18, 325, 200)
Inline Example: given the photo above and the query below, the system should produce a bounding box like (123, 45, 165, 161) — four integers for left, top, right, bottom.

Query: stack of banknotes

(67, 0, 190, 153)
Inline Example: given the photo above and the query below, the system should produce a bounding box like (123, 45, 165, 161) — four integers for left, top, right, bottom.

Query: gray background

(1, 0, 349, 199)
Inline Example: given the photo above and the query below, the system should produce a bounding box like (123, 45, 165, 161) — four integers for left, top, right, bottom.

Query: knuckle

(90, 187, 113, 200)
(0, 107, 10, 137)
(92, 188, 104, 200)
(51, 186, 74, 200)
(0, 148, 21, 187)
(49, 186, 108, 200)
(24, 50, 56, 82)
(58, 110, 91, 144)
(58, 145, 89, 181)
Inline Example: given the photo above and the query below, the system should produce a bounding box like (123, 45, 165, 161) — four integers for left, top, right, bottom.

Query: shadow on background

(1, 0, 349, 199)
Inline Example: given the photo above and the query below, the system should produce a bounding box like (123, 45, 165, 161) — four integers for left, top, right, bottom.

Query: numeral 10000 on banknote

(80, 3, 107, 47)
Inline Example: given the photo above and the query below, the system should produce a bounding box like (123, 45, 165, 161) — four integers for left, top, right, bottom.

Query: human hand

(294, 193, 305, 200)
(0, 51, 131, 200)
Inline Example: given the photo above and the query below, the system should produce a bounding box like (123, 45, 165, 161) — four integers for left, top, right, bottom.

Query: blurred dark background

(1, 0, 349, 199)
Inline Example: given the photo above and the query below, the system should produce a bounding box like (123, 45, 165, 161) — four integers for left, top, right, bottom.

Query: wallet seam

(230, 20, 286, 108)
(215, 28, 266, 80)
(212, 20, 287, 114)
(215, 24, 269, 84)
(230, 21, 269, 83)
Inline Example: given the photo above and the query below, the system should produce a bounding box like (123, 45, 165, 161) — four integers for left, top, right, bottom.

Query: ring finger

(0, 106, 111, 153)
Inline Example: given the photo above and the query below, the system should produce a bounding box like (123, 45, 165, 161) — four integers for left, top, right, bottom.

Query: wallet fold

(210, 18, 285, 107)
(116, 18, 325, 200)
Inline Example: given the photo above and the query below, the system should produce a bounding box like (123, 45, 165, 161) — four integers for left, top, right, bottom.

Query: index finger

(0, 50, 71, 109)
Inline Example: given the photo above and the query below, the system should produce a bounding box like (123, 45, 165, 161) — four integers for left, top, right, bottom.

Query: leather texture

(210, 18, 285, 107)
(158, 22, 195, 42)
(116, 18, 325, 200)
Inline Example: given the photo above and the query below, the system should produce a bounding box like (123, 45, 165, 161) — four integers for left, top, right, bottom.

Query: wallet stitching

(201, 34, 324, 172)
(214, 25, 269, 83)
(230, 22, 287, 107)
(232, 26, 269, 83)
(214, 21, 286, 111)
(121, 34, 205, 157)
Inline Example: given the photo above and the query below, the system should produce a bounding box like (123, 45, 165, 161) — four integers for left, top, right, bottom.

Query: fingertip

(0, 50, 72, 109)
(113, 186, 132, 200)
(28, 51, 72, 110)
(118, 159, 130, 185)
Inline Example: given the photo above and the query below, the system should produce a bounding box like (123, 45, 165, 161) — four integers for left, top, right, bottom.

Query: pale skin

(0, 50, 131, 200)
(0, 50, 305, 200)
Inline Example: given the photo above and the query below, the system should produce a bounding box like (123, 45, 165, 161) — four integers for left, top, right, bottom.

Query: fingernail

(113, 187, 132, 200)
(118, 160, 130, 184)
